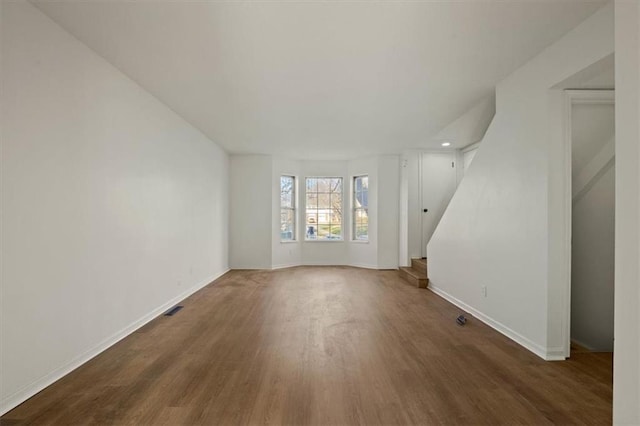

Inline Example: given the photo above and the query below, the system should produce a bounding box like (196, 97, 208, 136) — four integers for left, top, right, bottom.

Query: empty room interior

(2, 0, 640, 424)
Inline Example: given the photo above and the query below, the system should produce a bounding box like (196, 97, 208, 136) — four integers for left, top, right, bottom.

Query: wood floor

(1, 267, 612, 425)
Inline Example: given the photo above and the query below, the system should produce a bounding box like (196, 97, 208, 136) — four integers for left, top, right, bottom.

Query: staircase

(400, 258, 428, 288)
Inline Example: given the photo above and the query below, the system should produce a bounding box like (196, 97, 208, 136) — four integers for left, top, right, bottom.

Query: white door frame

(561, 89, 615, 358)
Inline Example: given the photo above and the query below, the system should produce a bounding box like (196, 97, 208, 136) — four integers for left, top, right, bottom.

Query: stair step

(399, 266, 429, 289)
(411, 258, 427, 274)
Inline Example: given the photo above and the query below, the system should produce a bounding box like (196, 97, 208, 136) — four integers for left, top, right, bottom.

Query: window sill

(280, 240, 298, 244)
(304, 240, 344, 243)
(351, 240, 370, 244)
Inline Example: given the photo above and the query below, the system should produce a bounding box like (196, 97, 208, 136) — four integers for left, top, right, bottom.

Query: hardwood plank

(1, 267, 612, 425)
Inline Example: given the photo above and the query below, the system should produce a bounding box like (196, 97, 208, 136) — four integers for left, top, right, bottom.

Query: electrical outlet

(481, 285, 487, 297)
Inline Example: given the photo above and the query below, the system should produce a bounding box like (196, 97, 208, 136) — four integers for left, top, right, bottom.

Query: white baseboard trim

(0, 268, 230, 416)
(229, 265, 271, 270)
(377, 265, 400, 271)
(347, 262, 380, 270)
(268, 263, 399, 271)
(545, 346, 568, 361)
(271, 263, 302, 270)
(299, 261, 349, 266)
(428, 283, 555, 361)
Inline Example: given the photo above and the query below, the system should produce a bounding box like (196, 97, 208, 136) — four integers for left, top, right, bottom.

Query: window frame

(352, 175, 369, 242)
(304, 176, 344, 242)
(280, 175, 296, 242)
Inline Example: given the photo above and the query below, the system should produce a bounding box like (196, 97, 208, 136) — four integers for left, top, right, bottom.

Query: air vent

(164, 305, 183, 316)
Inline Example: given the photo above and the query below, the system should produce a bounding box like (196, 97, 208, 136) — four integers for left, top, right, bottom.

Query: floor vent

(164, 305, 183, 316)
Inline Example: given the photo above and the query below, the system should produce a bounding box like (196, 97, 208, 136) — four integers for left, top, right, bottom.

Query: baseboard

(376, 264, 400, 271)
(545, 346, 568, 361)
(347, 262, 380, 270)
(303, 262, 394, 270)
(271, 263, 302, 270)
(428, 283, 555, 361)
(229, 265, 271, 270)
(0, 268, 230, 416)
(269, 263, 396, 270)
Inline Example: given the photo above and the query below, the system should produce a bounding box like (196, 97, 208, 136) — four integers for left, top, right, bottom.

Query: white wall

(614, 0, 640, 422)
(431, 95, 495, 149)
(426, 4, 613, 360)
(377, 156, 400, 269)
(229, 155, 272, 269)
(1, 1, 229, 415)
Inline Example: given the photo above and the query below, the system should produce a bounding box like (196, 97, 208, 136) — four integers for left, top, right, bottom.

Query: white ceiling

(34, 0, 607, 160)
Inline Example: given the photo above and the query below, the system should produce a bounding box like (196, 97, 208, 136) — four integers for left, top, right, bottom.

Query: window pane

(280, 176, 294, 208)
(317, 209, 331, 225)
(318, 193, 331, 209)
(353, 176, 368, 241)
(281, 191, 292, 208)
(331, 196, 342, 220)
(315, 178, 329, 193)
(356, 225, 368, 240)
(356, 208, 368, 221)
(360, 191, 368, 208)
(354, 176, 368, 208)
(280, 176, 295, 241)
(317, 223, 330, 239)
(306, 211, 318, 225)
(305, 223, 317, 240)
(306, 193, 317, 209)
(332, 210, 342, 225)
(361, 176, 368, 208)
(306, 178, 318, 193)
(280, 209, 295, 240)
(330, 178, 342, 193)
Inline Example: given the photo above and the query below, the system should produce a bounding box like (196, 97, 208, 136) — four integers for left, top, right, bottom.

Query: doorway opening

(566, 90, 615, 356)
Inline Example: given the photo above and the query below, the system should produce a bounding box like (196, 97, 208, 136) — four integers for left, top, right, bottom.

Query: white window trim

(352, 175, 369, 242)
(304, 176, 344, 242)
(280, 175, 296, 242)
